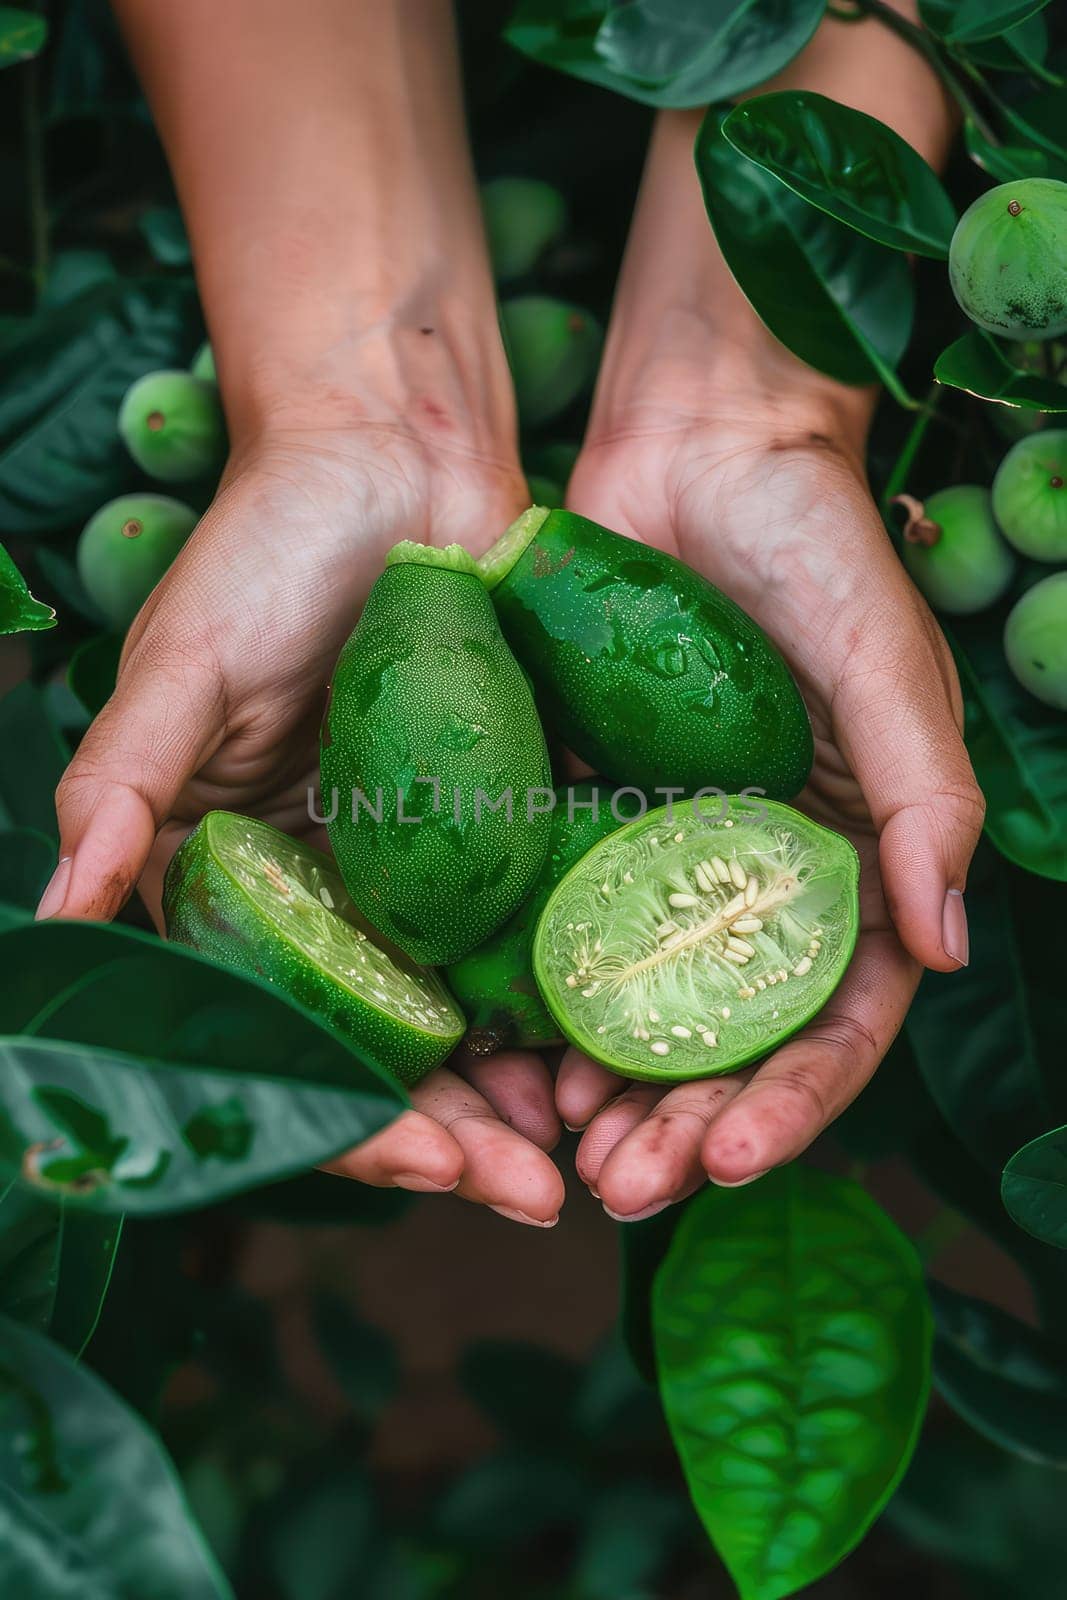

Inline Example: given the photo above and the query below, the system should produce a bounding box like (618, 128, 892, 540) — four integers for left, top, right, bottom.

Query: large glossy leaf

(932, 0, 1051, 46)
(1002, 1126, 1067, 1248)
(0, 1184, 121, 1356)
(0, 7, 46, 66)
(67, 631, 122, 718)
(723, 91, 956, 258)
(935, 329, 1067, 412)
(0, 543, 55, 634)
(696, 111, 915, 401)
(653, 1167, 931, 1600)
(0, 683, 69, 842)
(963, 123, 1052, 184)
(0, 1314, 232, 1599)
(0, 919, 406, 1215)
(931, 1280, 1067, 1466)
(0, 830, 55, 932)
(505, 0, 826, 108)
(0, 280, 200, 536)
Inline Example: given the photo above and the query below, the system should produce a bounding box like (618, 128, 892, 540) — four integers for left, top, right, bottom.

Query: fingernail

(394, 1173, 459, 1194)
(490, 1205, 558, 1228)
(710, 1168, 770, 1189)
(564, 1121, 589, 1133)
(35, 856, 72, 921)
(603, 1199, 671, 1223)
(942, 888, 969, 966)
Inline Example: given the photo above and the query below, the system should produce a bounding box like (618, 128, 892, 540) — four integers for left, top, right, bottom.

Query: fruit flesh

(164, 810, 463, 1086)
(119, 370, 226, 483)
(533, 798, 859, 1082)
(77, 493, 198, 627)
(992, 429, 1067, 561)
(479, 507, 813, 799)
(899, 486, 1015, 614)
(948, 179, 1067, 341)
(1003, 572, 1067, 711)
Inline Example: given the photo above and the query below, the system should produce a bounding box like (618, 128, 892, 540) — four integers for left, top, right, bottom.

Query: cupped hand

(555, 392, 984, 1220)
(39, 420, 564, 1226)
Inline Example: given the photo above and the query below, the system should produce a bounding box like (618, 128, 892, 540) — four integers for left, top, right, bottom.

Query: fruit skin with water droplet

(533, 797, 859, 1083)
(321, 542, 553, 966)
(119, 370, 226, 482)
(479, 508, 813, 798)
(899, 486, 1015, 614)
(482, 177, 567, 282)
(992, 428, 1067, 561)
(164, 811, 464, 1086)
(500, 297, 603, 427)
(948, 179, 1067, 341)
(1004, 572, 1067, 711)
(446, 780, 642, 1053)
(77, 493, 198, 628)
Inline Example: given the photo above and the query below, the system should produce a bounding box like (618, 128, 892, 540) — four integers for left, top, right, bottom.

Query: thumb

(37, 631, 225, 923)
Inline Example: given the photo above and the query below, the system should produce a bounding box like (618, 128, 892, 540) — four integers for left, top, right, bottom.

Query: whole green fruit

(948, 179, 1067, 340)
(190, 341, 216, 382)
(479, 507, 813, 800)
(990, 340, 1064, 441)
(77, 493, 198, 627)
(1004, 572, 1067, 710)
(500, 297, 603, 428)
(321, 542, 552, 965)
(992, 429, 1067, 561)
(119, 370, 225, 482)
(898, 486, 1015, 614)
(482, 177, 566, 282)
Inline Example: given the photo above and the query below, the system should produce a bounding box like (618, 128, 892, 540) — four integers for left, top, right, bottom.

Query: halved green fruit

(533, 798, 859, 1082)
(163, 811, 464, 1086)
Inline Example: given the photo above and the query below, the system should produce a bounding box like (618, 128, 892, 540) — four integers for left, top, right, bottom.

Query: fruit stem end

(477, 506, 551, 590)
(891, 494, 941, 548)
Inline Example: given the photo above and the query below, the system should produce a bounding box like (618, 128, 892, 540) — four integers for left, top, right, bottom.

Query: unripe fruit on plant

(894, 486, 1015, 614)
(948, 179, 1067, 341)
(190, 341, 216, 382)
(1003, 573, 1067, 710)
(992, 429, 1067, 561)
(500, 296, 603, 428)
(482, 177, 567, 282)
(119, 370, 225, 482)
(77, 493, 198, 628)
(990, 340, 1064, 442)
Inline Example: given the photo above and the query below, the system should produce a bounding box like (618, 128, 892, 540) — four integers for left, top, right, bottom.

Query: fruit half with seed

(164, 811, 464, 1087)
(948, 179, 1067, 341)
(992, 429, 1067, 562)
(119, 369, 226, 483)
(77, 493, 199, 628)
(533, 797, 859, 1082)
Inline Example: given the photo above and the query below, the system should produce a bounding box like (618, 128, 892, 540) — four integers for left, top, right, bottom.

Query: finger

(37, 628, 225, 922)
(323, 1107, 464, 1193)
(415, 1067, 565, 1226)
(575, 1082, 664, 1194)
(702, 930, 918, 1185)
(556, 1047, 626, 1131)
(595, 1071, 753, 1221)
(454, 1048, 562, 1151)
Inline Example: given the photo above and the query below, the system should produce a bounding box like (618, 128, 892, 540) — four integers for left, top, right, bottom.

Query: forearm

(590, 2, 956, 444)
(112, 0, 513, 451)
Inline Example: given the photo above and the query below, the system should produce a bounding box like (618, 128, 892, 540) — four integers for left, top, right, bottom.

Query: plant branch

(851, 0, 1000, 146)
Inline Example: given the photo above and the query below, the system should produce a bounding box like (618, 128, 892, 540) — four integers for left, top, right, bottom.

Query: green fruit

(321, 541, 553, 965)
(164, 811, 463, 1086)
(190, 341, 216, 382)
(482, 177, 567, 282)
(992, 429, 1067, 561)
(526, 472, 563, 506)
(533, 797, 859, 1083)
(119, 370, 226, 482)
(446, 779, 642, 1053)
(990, 340, 1064, 441)
(898, 486, 1015, 614)
(1003, 573, 1067, 710)
(500, 297, 603, 428)
(76, 493, 198, 628)
(948, 179, 1067, 341)
(479, 507, 813, 800)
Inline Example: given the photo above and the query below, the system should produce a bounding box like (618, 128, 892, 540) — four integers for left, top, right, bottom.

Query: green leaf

(571, 1481, 688, 1600)
(935, 328, 1067, 411)
(653, 1167, 930, 1600)
(0, 830, 55, 930)
(937, 0, 1051, 47)
(931, 1279, 1067, 1466)
(0, 919, 406, 1215)
(67, 631, 122, 718)
(32, 546, 108, 626)
(459, 1338, 582, 1446)
(433, 1451, 586, 1547)
(0, 683, 69, 842)
(723, 91, 956, 258)
(0, 280, 199, 537)
(0, 7, 46, 67)
(265, 1467, 376, 1600)
(0, 1313, 232, 1598)
(311, 1292, 398, 1422)
(696, 110, 915, 403)
(963, 122, 1053, 183)
(505, 0, 826, 109)
(39, 251, 118, 312)
(965, 8, 1049, 71)
(0, 543, 56, 635)
(1002, 1126, 1067, 1247)
(139, 206, 192, 267)
(0, 1184, 121, 1356)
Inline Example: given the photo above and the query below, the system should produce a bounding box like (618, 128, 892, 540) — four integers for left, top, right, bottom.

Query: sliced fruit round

(500, 297, 603, 428)
(77, 493, 198, 628)
(948, 179, 1067, 341)
(119, 370, 226, 483)
(533, 797, 859, 1082)
(992, 429, 1067, 561)
(1003, 572, 1067, 711)
(482, 177, 567, 282)
(163, 810, 464, 1086)
(897, 486, 1015, 614)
